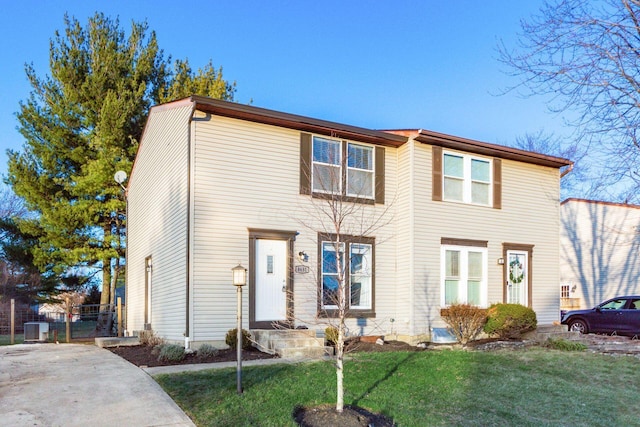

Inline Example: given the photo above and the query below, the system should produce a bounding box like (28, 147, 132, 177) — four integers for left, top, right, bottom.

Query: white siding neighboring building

(126, 96, 571, 347)
(560, 199, 640, 309)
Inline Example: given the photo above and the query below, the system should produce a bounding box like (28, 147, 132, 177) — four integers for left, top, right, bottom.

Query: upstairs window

(443, 152, 491, 205)
(347, 143, 374, 198)
(432, 146, 501, 209)
(312, 136, 374, 198)
(300, 133, 385, 204)
(313, 137, 342, 194)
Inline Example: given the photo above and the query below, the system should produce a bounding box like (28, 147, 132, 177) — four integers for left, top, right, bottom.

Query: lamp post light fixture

(232, 263, 247, 394)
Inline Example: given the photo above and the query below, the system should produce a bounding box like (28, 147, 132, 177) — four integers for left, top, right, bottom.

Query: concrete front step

(252, 329, 330, 359)
(276, 345, 334, 359)
(524, 324, 582, 343)
(95, 336, 140, 348)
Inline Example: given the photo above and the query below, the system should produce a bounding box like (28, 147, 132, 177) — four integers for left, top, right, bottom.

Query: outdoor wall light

(497, 258, 505, 265)
(298, 251, 309, 263)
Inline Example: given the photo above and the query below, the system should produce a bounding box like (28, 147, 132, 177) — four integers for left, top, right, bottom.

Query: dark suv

(561, 296, 640, 336)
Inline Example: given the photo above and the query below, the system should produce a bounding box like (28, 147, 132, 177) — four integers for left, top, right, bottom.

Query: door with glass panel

(255, 239, 287, 323)
(506, 251, 528, 305)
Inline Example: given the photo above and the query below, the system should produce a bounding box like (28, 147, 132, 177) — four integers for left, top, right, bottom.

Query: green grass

(156, 348, 640, 427)
(0, 334, 24, 345)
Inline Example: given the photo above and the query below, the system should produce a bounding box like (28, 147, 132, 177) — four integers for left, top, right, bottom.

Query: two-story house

(125, 95, 572, 348)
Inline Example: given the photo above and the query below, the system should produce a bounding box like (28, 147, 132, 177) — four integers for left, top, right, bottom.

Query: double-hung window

(441, 242, 487, 307)
(443, 152, 491, 205)
(310, 135, 376, 201)
(313, 137, 342, 194)
(320, 235, 374, 316)
(347, 143, 374, 198)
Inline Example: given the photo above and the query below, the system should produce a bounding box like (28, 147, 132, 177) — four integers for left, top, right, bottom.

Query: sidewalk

(0, 343, 194, 427)
(143, 356, 316, 376)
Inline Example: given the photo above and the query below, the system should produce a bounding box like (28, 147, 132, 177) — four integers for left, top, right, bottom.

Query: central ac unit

(24, 322, 49, 342)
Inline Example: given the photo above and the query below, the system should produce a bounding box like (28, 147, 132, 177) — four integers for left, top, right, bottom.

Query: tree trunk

(336, 325, 345, 413)
(100, 259, 111, 308)
(96, 258, 112, 336)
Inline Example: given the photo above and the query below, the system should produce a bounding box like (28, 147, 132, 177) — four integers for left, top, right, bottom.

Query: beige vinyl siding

(126, 104, 192, 340)
(190, 113, 399, 342)
(411, 144, 562, 334)
(561, 200, 640, 308)
(394, 141, 415, 336)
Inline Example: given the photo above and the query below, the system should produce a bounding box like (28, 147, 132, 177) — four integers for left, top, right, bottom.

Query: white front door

(255, 239, 288, 322)
(506, 250, 528, 305)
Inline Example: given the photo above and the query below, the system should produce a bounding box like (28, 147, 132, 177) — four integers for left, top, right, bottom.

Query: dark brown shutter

(300, 133, 312, 195)
(432, 146, 443, 201)
(375, 146, 385, 204)
(493, 158, 502, 209)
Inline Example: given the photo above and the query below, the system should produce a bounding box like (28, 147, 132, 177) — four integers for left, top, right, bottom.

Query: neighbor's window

(312, 136, 374, 199)
(442, 245, 487, 307)
(320, 236, 374, 316)
(443, 152, 491, 205)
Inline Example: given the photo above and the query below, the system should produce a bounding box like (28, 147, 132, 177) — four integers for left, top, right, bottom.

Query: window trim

(300, 133, 385, 205)
(432, 146, 502, 209)
(443, 150, 492, 206)
(440, 243, 488, 308)
(317, 233, 376, 318)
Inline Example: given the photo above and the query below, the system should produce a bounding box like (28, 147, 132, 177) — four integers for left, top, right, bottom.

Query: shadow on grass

(351, 352, 421, 407)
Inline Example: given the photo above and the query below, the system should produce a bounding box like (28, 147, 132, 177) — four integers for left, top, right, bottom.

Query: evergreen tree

(6, 13, 236, 308)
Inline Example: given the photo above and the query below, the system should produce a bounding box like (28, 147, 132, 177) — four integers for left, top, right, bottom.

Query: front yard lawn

(155, 348, 640, 426)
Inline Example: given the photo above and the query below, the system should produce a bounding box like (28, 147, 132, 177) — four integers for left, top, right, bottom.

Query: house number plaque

(294, 265, 310, 274)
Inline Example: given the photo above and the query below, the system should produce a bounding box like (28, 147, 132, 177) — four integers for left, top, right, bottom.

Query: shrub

(157, 344, 185, 362)
(151, 343, 167, 357)
(483, 303, 537, 339)
(325, 326, 339, 345)
(545, 337, 587, 351)
(225, 328, 252, 350)
(197, 343, 219, 358)
(138, 329, 164, 347)
(441, 304, 488, 346)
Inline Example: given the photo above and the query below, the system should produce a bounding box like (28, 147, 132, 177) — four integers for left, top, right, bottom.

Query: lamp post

(232, 263, 247, 394)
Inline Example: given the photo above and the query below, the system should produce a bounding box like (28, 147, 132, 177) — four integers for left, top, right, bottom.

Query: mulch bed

(294, 404, 394, 427)
(108, 345, 278, 367)
(108, 339, 420, 368)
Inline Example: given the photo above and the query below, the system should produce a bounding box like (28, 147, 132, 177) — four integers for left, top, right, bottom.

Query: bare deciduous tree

(499, 0, 640, 202)
(294, 136, 394, 413)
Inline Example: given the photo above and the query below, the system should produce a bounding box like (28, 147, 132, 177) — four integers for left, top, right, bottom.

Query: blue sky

(0, 1, 566, 178)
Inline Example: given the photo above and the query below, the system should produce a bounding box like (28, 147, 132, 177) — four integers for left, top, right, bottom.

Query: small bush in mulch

(157, 344, 185, 362)
(196, 343, 219, 358)
(441, 304, 488, 346)
(225, 328, 252, 350)
(325, 326, 339, 346)
(484, 303, 537, 339)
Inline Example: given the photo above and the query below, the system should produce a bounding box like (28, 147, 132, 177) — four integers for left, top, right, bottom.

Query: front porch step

(252, 329, 333, 359)
(525, 324, 582, 343)
(277, 345, 333, 359)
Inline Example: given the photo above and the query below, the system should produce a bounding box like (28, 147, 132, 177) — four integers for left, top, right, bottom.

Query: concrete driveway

(0, 343, 195, 427)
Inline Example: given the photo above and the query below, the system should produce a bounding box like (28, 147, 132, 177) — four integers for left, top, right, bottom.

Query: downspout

(184, 100, 197, 348)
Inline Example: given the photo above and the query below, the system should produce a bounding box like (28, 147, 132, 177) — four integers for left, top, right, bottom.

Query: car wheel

(568, 319, 588, 334)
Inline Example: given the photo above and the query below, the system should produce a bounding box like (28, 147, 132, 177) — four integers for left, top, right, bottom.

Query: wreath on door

(509, 258, 524, 284)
